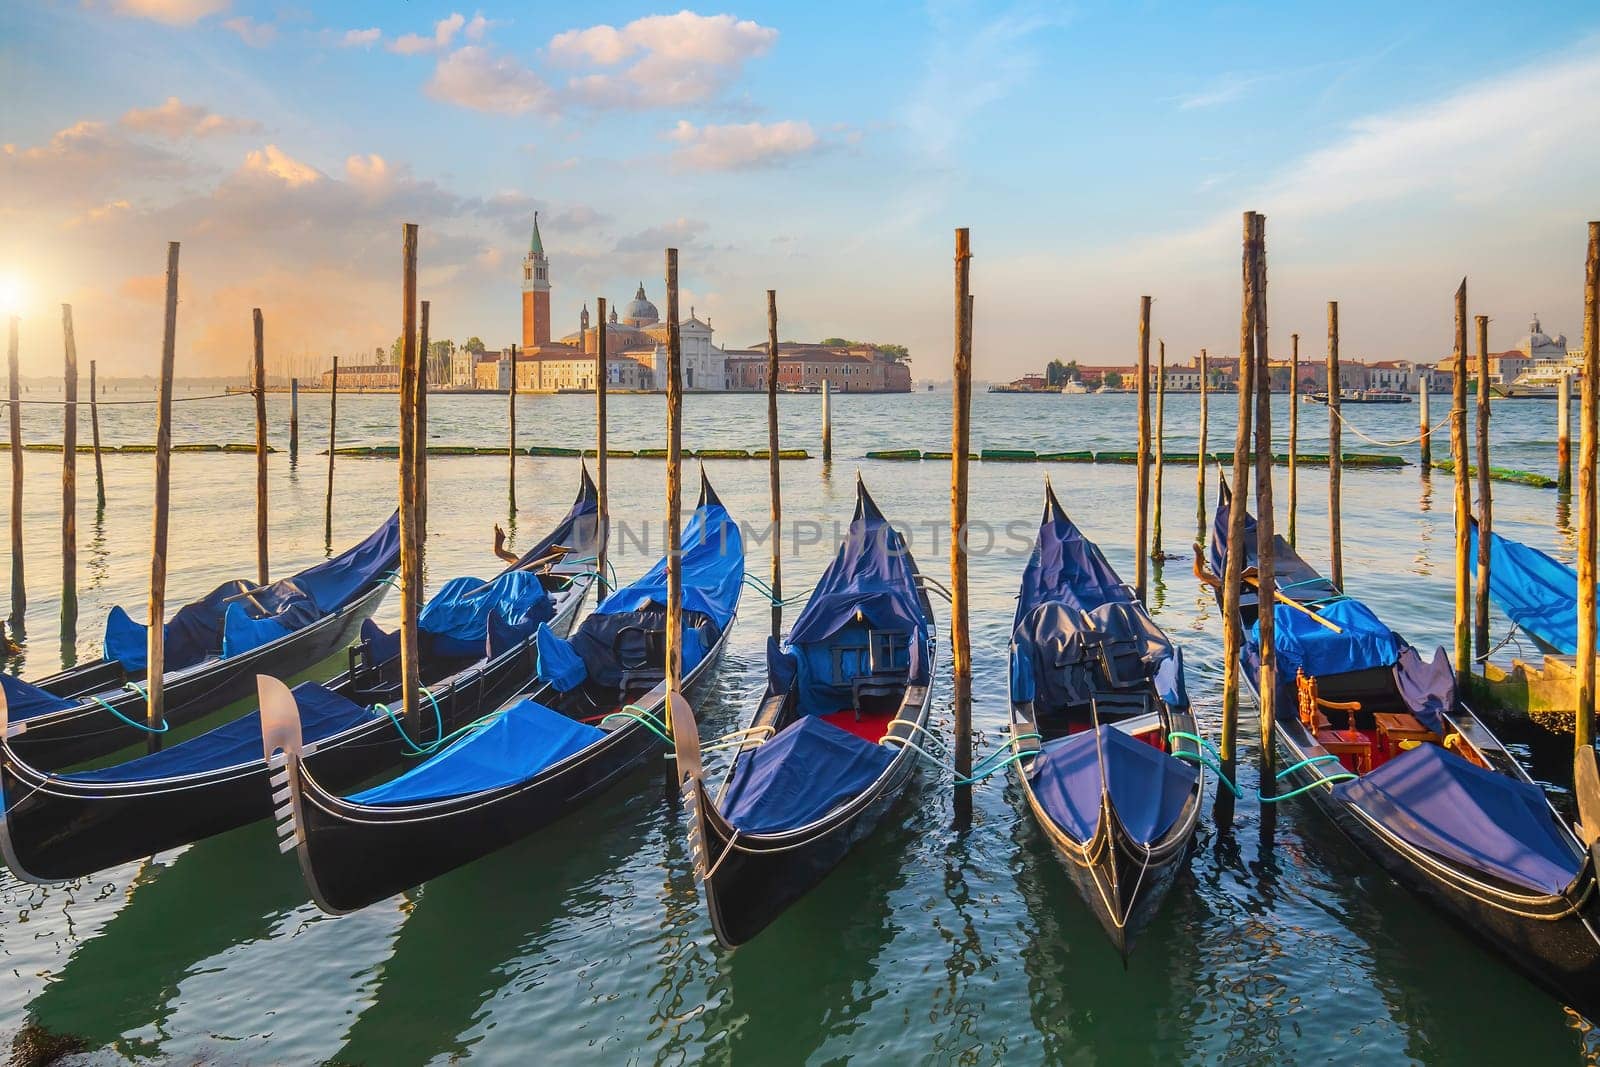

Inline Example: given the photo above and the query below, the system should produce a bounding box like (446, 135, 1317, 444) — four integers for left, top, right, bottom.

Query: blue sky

(4, 1, 1599, 377)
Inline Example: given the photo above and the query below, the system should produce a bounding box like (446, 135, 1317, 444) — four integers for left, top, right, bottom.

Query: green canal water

(2, 388, 1597, 1064)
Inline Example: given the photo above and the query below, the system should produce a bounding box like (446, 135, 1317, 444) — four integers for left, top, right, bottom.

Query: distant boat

(1308, 390, 1412, 405)
(1060, 381, 1088, 394)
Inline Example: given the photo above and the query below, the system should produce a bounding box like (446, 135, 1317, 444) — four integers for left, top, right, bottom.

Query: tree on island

(1103, 371, 1123, 389)
(819, 338, 910, 362)
(1046, 359, 1069, 387)
(461, 337, 486, 355)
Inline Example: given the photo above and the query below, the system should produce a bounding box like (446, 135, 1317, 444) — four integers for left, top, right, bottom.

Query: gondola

(0, 468, 603, 884)
(1005, 480, 1202, 959)
(1468, 517, 1582, 655)
(259, 470, 743, 915)
(672, 476, 937, 948)
(1205, 482, 1600, 1019)
(0, 514, 402, 769)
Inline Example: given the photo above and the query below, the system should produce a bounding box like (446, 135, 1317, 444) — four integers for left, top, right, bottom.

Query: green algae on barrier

(1430, 460, 1558, 488)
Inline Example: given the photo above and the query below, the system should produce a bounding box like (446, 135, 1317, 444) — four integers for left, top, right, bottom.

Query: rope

(742, 574, 810, 606)
(373, 686, 471, 757)
(7, 391, 253, 407)
(87, 683, 168, 734)
(1474, 620, 1523, 663)
(1167, 731, 1355, 802)
(600, 704, 672, 744)
(1326, 403, 1452, 449)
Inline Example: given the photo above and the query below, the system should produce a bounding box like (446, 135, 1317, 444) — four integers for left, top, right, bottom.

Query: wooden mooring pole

(1218, 212, 1258, 782)
(767, 289, 782, 638)
(1252, 214, 1277, 797)
(325, 357, 338, 546)
(1576, 223, 1598, 751)
(89, 359, 105, 510)
(1135, 296, 1151, 600)
(252, 308, 268, 586)
(60, 304, 78, 633)
(821, 378, 832, 464)
(1560, 369, 1573, 495)
(398, 224, 422, 735)
(289, 377, 300, 462)
(1287, 332, 1299, 547)
(148, 242, 180, 751)
(1196, 349, 1208, 540)
(952, 228, 974, 813)
(1420, 372, 1433, 472)
(596, 297, 610, 600)
(416, 301, 430, 562)
(1474, 314, 1492, 661)
(1451, 279, 1471, 677)
(507, 343, 518, 513)
(1152, 337, 1165, 561)
(664, 248, 684, 720)
(7, 316, 22, 641)
(1328, 302, 1344, 590)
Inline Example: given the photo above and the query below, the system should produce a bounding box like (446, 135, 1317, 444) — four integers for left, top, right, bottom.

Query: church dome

(624, 282, 660, 327)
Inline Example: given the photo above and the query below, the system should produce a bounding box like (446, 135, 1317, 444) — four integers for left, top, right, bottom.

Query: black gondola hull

(8, 580, 390, 770)
(288, 630, 730, 915)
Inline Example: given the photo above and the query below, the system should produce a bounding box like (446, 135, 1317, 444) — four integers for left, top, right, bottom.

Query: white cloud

(551, 12, 777, 108)
(0, 120, 190, 213)
(391, 11, 466, 55)
(106, 0, 229, 25)
(426, 46, 556, 115)
(222, 14, 275, 47)
(1177, 73, 1267, 111)
(121, 97, 261, 139)
(240, 144, 322, 186)
(341, 27, 381, 48)
(614, 217, 708, 252)
(666, 119, 821, 170)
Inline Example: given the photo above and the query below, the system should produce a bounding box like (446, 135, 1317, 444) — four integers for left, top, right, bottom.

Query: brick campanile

(522, 212, 551, 349)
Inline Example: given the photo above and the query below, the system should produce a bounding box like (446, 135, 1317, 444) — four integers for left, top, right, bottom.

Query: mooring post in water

(766, 289, 783, 639)
(664, 248, 684, 722)
(1287, 332, 1299, 548)
(507, 343, 518, 513)
(1474, 314, 1493, 662)
(252, 308, 268, 587)
(821, 377, 832, 464)
(1560, 369, 1573, 495)
(1420, 371, 1433, 472)
(1327, 301, 1343, 590)
(289, 377, 299, 462)
(952, 228, 974, 811)
(1576, 222, 1598, 750)
(7, 316, 23, 641)
(148, 242, 180, 751)
(1196, 349, 1208, 540)
(398, 224, 423, 736)
(1135, 296, 1152, 600)
(89, 358, 105, 509)
(1219, 212, 1259, 781)
(60, 304, 78, 632)
(596, 296, 610, 600)
(1152, 337, 1165, 561)
(416, 300, 429, 557)
(1252, 214, 1277, 797)
(325, 356, 338, 546)
(1451, 279, 1471, 677)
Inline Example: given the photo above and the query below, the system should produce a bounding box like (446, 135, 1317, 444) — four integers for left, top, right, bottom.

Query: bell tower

(521, 212, 550, 349)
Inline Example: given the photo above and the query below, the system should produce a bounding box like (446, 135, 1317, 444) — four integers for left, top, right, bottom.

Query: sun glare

(0, 273, 27, 318)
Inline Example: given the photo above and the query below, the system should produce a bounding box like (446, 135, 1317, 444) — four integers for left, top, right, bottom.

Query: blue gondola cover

(593, 500, 743, 631)
(721, 715, 893, 834)
(1251, 597, 1402, 680)
(420, 571, 552, 658)
(64, 682, 373, 784)
(348, 698, 603, 806)
(220, 602, 295, 659)
(0, 672, 78, 723)
(1030, 726, 1198, 845)
(535, 623, 586, 691)
(1335, 743, 1582, 896)
(1393, 645, 1455, 734)
(1470, 521, 1582, 654)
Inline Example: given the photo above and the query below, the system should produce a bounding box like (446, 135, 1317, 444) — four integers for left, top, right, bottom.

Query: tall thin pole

(1576, 222, 1598, 750)
(416, 300, 430, 562)
(60, 304, 78, 634)
(821, 378, 832, 464)
(1219, 213, 1258, 779)
(1287, 332, 1299, 547)
(1196, 348, 1208, 540)
(507, 343, 518, 513)
(664, 249, 684, 719)
(952, 229, 974, 796)
(1151, 338, 1165, 561)
(1451, 279, 1471, 677)
(766, 290, 782, 638)
(89, 358, 105, 510)
(1474, 314, 1492, 660)
(325, 357, 338, 546)
(1327, 302, 1343, 590)
(1561, 370, 1573, 494)
(1252, 214, 1277, 796)
(7, 316, 22, 641)
(252, 308, 268, 587)
(148, 242, 180, 751)
(398, 224, 422, 735)
(1421, 372, 1433, 471)
(289, 378, 300, 462)
(596, 297, 610, 600)
(1135, 296, 1151, 601)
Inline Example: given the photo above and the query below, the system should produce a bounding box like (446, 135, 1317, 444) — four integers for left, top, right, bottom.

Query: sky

(3, 1, 1600, 379)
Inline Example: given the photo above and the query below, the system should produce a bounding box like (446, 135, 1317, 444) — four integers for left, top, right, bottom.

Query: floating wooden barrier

(697, 448, 750, 459)
(865, 448, 921, 460)
(1430, 460, 1557, 488)
(981, 448, 1036, 461)
(582, 448, 638, 458)
(1039, 450, 1094, 462)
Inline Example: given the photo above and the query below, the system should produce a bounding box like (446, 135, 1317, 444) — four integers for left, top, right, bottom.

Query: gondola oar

(1191, 544, 1343, 634)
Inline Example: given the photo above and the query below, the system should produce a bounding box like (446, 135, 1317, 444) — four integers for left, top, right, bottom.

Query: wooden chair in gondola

(1296, 669, 1372, 774)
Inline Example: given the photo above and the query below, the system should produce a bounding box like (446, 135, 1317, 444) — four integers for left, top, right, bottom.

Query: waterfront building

(722, 343, 912, 392)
